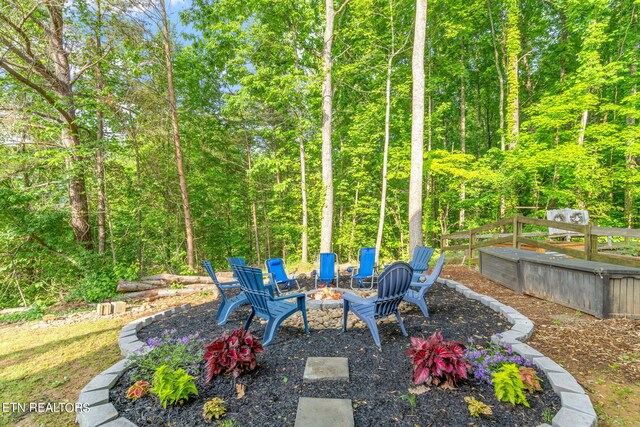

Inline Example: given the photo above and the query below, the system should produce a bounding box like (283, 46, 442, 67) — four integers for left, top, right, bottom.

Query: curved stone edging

(77, 279, 598, 427)
(75, 304, 191, 427)
(438, 278, 597, 427)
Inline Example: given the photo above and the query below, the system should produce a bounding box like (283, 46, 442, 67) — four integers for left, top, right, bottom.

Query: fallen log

(117, 281, 163, 292)
(116, 285, 219, 300)
(139, 274, 214, 285)
(118, 290, 159, 300)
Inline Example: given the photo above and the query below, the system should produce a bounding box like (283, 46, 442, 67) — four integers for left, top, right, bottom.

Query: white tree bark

(408, 0, 427, 257)
(320, 0, 336, 253)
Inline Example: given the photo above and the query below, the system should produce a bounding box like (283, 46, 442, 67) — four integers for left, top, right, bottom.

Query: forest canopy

(0, 0, 638, 309)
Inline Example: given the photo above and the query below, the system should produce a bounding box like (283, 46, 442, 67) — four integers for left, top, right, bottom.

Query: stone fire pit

(305, 287, 354, 310)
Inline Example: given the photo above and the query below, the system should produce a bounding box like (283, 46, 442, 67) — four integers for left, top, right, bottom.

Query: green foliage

(1, 0, 639, 313)
(464, 396, 493, 417)
(492, 363, 530, 407)
(400, 393, 416, 415)
(202, 397, 227, 422)
(0, 302, 47, 323)
(151, 365, 198, 408)
(127, 330, 205, 383)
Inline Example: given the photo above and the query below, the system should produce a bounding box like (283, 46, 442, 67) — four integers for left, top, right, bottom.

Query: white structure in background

(546, 208, 589, 235)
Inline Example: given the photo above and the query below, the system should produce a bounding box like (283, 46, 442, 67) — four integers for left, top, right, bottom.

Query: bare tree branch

(0, 59, 74, 124)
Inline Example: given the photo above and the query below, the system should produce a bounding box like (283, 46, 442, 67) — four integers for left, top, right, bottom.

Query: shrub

(493, 363, 529, 407)
(204, 329, 264, 381)
(464, 340, 530, 384)
(127, 329, 205, 382)
(152, 365, 198, 408)
(126, 381, 150, 400)
(202, 397, 227, 422)
(407, 332, 470, 388)
(464, 396, 493, 417)
(519, 366, 543, 393)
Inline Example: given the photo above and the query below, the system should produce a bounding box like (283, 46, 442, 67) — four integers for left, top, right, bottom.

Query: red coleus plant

(126, 381, 150, 400)
(204, 329, 264, 382)
(519, 366, 543, 393)
(407, 332, 470, 388)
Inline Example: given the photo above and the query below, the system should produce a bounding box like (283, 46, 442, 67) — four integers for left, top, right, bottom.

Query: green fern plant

(152, 365, 198, 408)
(492, 363, 529, 407)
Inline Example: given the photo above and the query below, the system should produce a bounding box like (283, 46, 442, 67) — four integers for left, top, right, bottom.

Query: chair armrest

(218, 281, 240, 289)
(409, 281, 434, 290)
(342, 292, 376, 304)
(273, 293, 306, 302)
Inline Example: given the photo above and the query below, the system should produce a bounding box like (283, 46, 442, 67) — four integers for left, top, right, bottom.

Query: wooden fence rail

(441, 215, 640, 269)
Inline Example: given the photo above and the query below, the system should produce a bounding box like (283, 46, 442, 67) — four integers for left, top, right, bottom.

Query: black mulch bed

(111, 279, 560, 426)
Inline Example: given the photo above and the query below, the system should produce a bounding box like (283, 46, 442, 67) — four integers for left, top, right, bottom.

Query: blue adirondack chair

(408, 246, 435, 274)
(227, 256, 246, 271)
(403, 253, 446, 317)
(349, 247, 377, 290)
(265, 258, 300, 294)
(314, 252, 339, 288)
(342, 261, 413, 348)
(202, 261, 249, 325)
(231, 265, 309, 346)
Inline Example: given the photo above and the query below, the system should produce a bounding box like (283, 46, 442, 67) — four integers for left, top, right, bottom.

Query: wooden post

(591, 235, 599, 258)
(584, 224, 591, 260)
(469, 231, 475, 260)
(512, 215, 519, 249)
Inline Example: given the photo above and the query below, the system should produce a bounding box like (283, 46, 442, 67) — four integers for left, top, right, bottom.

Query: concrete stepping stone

(294, 397, 354, 427)
(303, 357, 349, 383)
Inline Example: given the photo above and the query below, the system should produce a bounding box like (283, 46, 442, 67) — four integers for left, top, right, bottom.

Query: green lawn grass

(0, 318, 127, 426)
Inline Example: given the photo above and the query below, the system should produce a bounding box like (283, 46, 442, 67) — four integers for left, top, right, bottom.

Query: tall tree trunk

(350, 185, 359, 259)
(263, 202, 271, 260)
(242, 125, 261, 265)
(487, 0, 505, 151)
(319, 0, 350, 254)
(624, 10, 637, 228)
(506, 0, 520, 150)
(376, 0, 401, 264)
(95, 0, 106, 254)
(578, 109, 588, 145)
(459, 39, 466, 230)
(376, 53, 393, 263)
(559, 8, 568, 82)
(320, 0, 336, 253)
(159, 0, 195, 270)
(409, 0, 427, 257)
(48, 4, 92, 247)
(299, 137, 309, 263)
(487, 0, 507, 217)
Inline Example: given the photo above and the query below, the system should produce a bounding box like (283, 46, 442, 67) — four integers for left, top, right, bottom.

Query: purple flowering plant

(127, 329, 206, 383)
(464, 338, 531, 385)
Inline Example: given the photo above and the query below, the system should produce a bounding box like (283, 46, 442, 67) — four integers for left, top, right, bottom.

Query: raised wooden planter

(479, 247, 640, 319)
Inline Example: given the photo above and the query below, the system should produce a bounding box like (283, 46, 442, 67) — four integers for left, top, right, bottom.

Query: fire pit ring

(304, 287, 354, 310)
